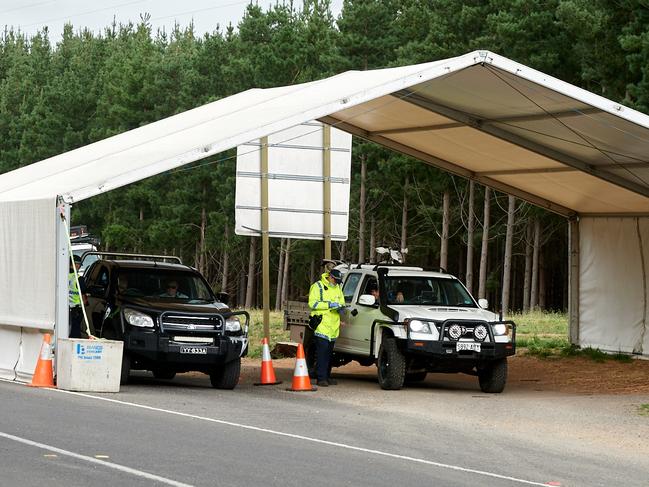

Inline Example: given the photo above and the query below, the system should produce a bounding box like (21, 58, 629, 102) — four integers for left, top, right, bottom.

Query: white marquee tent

(2, 50, 649, 380)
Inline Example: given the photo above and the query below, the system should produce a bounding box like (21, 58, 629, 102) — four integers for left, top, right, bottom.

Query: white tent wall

(579, 217, 649, 355)
(0, 197, 59, 380)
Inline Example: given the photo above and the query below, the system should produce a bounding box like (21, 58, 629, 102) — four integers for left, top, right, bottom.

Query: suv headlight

(225, 316, 241, 333)
(408, 319, 431, 333)
(492, 324, 508, 336)
(123, 308, 154, 328)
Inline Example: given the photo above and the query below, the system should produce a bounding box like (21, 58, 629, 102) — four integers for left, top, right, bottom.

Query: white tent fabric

(0, 198, 57, 328)
(0, 198, 57, 380)
(579, 217, 649, 354)
(2, 49, 649, 374)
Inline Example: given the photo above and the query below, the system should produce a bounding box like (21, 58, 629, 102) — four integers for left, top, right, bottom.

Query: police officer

(308, 268, 345, 387)
(69, 255, 84, 338)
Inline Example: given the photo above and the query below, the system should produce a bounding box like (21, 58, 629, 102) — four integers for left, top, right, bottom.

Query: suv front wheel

(478, 358, 508, 393)
(210, 358, 241, 389)
(377, 336, 406, 390)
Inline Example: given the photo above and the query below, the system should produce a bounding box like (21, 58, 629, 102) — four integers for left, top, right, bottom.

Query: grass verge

(511, 311, 635, 363)
(244, 308, 290, 359)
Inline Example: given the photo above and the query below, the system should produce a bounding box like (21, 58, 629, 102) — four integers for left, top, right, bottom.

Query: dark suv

(82, 253, 249, 389)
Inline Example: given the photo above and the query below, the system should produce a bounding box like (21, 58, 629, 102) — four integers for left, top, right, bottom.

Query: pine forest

(2, 0, 648, 312)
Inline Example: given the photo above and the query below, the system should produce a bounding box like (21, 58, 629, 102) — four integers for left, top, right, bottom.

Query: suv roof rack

(80, 251, 182, 265)
(70, 235, 101, 246)
(372, 263, 424, 271)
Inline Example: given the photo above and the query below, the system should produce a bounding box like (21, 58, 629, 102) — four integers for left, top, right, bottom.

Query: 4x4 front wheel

(478, 358, 508, 393)
(210, 358, 241, 389)
(377, 336, 406, 390)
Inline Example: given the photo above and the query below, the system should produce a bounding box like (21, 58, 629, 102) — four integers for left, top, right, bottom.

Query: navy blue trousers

(314, 335, 335, 381)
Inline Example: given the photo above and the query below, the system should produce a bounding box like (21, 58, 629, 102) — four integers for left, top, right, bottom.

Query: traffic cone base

(254, 337, 282, 386)
(29, 333, 55, 388)
(287, 343, 317, 392)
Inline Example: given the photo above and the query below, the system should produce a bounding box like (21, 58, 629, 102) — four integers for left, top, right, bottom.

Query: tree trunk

(245, 237, 257, 308)
(238, 272, 246, 308)
(358, 155, 367, 263)
(465, 180, 475, 293)
(401, 176, 409, 263)
(339, 241, 346, 261)
(478, 187, 490, 300)
(539, 250, 546, 310)
(440, 190, 450, 270)
(523, 221, 533, 312)
(369, 216, 376, 263)
(501, 195, 516, 316)
(221, 225, 229, 293)
(310, 256, 316, 285)
(275, 238, 285, 311)
(196, 183, 207, 275)
(281, 238, 291, 307)
(530, 218, 541, 310)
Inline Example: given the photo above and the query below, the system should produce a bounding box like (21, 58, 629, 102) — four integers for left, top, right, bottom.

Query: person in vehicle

(160, 280, 188, 299)
(396, 291, 405, 303)
(367, 280, 380, 304)
(308, 268, 345, 387)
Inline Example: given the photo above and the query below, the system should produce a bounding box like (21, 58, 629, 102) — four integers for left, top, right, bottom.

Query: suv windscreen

(74, 251, 99, 271)
(384, 276, 476, 307)
(116, 269, 215, 303)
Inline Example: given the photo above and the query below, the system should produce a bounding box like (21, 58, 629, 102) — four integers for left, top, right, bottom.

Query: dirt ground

(245, 353, 649, 395)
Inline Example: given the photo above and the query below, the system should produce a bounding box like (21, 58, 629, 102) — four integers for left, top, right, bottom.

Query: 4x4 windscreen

(117, 269, 214, 303)
(384, 277, 476, 307)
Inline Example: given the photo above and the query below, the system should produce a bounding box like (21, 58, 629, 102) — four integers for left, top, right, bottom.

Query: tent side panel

(579, 217, 645, 354)
(638, 220, 649, 355)
(0, 198, 57, 380)
(0, 325, 20, 380)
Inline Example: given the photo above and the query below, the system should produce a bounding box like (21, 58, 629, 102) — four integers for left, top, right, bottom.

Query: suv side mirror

(88, 284, 106, 297)
(358, 294, 376, 306)
(216, 292, 229, 305)
(478, 298, 489, 309)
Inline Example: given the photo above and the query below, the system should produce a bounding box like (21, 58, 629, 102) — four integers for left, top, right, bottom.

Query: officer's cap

(329, 268, 343, 284)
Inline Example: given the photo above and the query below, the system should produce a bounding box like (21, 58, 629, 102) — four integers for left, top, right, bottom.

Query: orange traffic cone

(28, 333, 55, 388)
(287, 343, 317, 392)
(254, 337, 282, 386)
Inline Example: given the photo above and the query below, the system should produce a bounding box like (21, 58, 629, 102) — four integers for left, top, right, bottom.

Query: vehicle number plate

(456, 342, 481, 352)
(180, 346, 207, 354)
(174, 336, 214, 344)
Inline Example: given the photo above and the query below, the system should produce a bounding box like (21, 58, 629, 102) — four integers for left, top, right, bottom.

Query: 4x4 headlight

(408, 319, 431, 333)
(492, 324, 508, 336)
(225, 316, 241, 333)
(123, 308, 154, 328)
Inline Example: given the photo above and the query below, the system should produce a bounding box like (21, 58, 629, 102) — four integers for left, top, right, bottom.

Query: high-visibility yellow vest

(308, 273, 345, 340)
(69, 272, 81, 307)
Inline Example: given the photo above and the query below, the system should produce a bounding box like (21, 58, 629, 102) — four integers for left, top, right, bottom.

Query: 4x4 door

(84, 263, 112, 337)
(338, 273, 384, 356)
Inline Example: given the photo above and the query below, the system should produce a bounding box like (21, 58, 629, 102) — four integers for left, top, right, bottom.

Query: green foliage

(638, 404, 649, 416)
(1, 1, 647, 311)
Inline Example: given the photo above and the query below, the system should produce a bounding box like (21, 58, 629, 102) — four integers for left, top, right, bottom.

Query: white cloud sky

(1, 0, 344, 42)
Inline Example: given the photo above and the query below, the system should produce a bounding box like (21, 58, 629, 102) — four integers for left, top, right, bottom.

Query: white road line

(0, 431, 193, 487)
(47, 386, 548, 486)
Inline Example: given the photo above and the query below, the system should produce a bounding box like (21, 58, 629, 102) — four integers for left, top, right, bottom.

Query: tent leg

(568, 217, 579, 345)
(55, 201, 70, 344)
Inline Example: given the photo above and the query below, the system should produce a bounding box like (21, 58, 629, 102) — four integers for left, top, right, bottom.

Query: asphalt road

(1, 370, 647, 487)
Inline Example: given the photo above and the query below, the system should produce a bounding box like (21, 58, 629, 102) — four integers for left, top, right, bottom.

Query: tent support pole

(323, 125, 332, 259)
(55, 199, 70, 373)
(261, 137, 270, 341)
(568, 217, 580, 345)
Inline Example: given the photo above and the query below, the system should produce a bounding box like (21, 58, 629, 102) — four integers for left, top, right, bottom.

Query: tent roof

(1, 50, 649, 216)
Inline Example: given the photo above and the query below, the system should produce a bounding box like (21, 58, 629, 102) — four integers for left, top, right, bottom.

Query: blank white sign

(235, 122, 352, 240)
